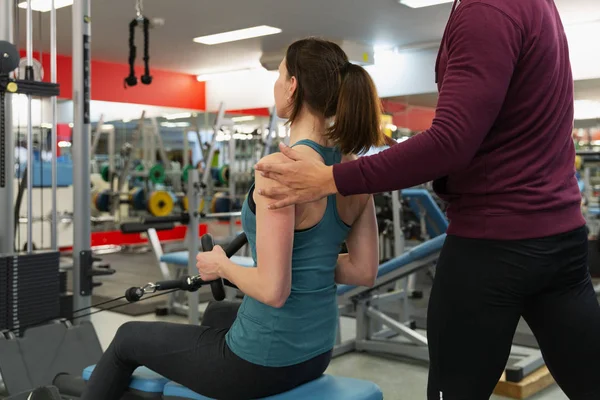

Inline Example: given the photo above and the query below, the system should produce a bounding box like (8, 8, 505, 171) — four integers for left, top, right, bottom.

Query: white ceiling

(16, 0, 599, 76)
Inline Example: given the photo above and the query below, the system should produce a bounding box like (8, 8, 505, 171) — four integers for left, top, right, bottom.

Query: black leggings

(427, 226, 600, 400)
(81, 301, 331, 400)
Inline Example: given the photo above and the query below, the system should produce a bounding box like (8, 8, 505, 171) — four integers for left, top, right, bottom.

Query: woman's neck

(288, 106, 331, 147)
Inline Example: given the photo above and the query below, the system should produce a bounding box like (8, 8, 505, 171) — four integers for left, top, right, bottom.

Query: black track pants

(82, 301, 331, 400)
(427, 226, 600, 400)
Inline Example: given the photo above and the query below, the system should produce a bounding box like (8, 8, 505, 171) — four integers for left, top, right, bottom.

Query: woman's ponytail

(327, 63, 384, 155)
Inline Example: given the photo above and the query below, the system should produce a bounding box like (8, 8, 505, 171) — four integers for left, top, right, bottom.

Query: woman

(255, 1, 600, 399)
(82, 37, 382, 400)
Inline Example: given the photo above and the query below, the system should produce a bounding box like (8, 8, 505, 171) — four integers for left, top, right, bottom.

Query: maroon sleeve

(333, 4, 522, 196)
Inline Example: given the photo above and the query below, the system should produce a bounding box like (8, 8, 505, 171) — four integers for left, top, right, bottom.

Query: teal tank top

(225, 139, 351, 367)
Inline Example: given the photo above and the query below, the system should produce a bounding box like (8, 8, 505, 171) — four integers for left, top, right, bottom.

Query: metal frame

(333, 255, 434, 360)
(334, 249, 545, 383)
(72, 0, 92, 318)
(0, 0, 15, 254)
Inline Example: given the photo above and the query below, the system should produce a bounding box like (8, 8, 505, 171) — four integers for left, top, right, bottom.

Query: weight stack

(0, 252, 60, 336)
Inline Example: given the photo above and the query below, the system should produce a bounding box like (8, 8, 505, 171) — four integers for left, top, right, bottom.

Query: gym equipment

(0, 40, 19, 74)
(146, 190, 174, 217)
(217, 164, 229, 185)
(401, 189, 447, 239)
(0, 252, 61, 336)
(148, 163, 165, 184)
(0, 233, 246, 399)
(124, 0, 152, 87)
(123, 209, 247, 318)
(91, 189, 112, 213)
(334, 192, 545, 383)
(161, 375, 383, 399)
(100, 164, 111, 182)
(4, 386, 62, 400)
(129, 187, 147, 211)
(0, 320, 103, 398)
(210, 192, 242, 214)
(80, 366, 167, 398)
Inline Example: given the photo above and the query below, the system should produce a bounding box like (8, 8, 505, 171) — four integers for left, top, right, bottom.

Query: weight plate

(147, 190, 174, 217)
(100, 164, 110, 182)
(148, 164, 165, 184)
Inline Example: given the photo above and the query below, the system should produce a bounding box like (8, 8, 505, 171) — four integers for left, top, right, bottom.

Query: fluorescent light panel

(398, 0, 453, 8)
(231, 116, 256, 122)
(164, 112, 192, 120)
(161, 122, 191, 128)
(18, 0, 73, 12)
(193, 25, 282, 45)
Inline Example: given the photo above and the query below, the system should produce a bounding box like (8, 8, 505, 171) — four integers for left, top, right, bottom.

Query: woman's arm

(219, 153, 294, 308)
(335, 196, 379, 287)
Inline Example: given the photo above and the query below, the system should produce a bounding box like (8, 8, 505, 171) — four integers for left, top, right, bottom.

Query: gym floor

(91, 308, 568, 400)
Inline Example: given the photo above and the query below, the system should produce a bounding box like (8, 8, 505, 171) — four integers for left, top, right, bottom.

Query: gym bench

(81, 365, 383, 399)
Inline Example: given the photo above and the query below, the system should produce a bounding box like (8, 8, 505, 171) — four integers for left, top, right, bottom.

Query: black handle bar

(126, 232, 248, 302)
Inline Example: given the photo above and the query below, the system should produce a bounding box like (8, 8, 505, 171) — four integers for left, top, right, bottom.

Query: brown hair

(285, 38, 384, 155)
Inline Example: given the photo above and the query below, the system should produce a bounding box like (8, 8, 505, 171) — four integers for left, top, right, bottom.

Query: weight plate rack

(0, 252, 60, 336)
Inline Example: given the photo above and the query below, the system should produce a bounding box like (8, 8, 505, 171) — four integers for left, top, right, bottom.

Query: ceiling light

(398, 0, 453, 8)
(18, 0, 73, 12)
(58, 141, 71, 148)
(193, 25, 282, 45)
(160, 122, 191, 128)
(164, 112, 192, 120)
(231, 116, 256, 123)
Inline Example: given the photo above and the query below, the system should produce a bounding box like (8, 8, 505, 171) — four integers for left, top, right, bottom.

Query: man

(255, 0, 600, 398)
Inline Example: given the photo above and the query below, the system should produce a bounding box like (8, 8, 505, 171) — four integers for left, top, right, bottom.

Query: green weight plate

(100, 164, 110, 182)
(149, 164, 165, 184)
(218, 165, 229, 185)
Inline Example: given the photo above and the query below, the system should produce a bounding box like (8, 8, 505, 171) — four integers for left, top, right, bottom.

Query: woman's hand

(196, 246, 228, 282)
(254, 143, 338, 210)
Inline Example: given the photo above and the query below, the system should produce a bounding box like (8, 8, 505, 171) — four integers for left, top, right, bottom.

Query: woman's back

(226, 140, 369, 367)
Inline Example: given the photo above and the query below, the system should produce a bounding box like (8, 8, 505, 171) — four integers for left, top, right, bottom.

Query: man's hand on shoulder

(254, 143, 338, 210)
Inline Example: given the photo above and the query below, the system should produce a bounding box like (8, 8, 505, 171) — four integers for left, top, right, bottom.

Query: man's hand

(254, 143, 338, 210)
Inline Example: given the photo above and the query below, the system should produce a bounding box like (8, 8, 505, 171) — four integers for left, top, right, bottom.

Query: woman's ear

(288, 76, 297, 100)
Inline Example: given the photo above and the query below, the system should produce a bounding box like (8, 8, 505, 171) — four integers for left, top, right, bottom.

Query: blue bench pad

(401, 188, 448, 237)
(337, 234, 446, 296)
(162, 375, 383, 399)
(83, 365, 169, 393)
(161, 251, 254, 268)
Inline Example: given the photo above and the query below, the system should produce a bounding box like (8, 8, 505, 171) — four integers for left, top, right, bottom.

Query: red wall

(382, 99, 435, 132)
(19, 51, 206, 110)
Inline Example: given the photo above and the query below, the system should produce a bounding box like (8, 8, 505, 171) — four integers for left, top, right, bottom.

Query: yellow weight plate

(147, 190, 174, 217)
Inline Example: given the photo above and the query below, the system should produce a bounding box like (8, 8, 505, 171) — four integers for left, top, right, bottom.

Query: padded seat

(337, 233, 446, 296)
(83, 365, 169, 394)
(161, 251, 254, 268)
(162, 375, 383, 400)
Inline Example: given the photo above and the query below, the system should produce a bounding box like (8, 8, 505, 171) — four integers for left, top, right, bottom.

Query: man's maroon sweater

(333, 0, 585, 239)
